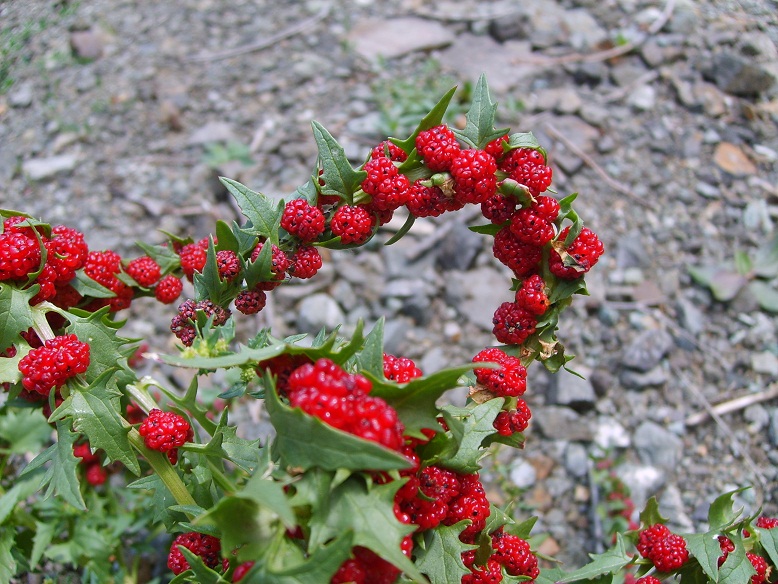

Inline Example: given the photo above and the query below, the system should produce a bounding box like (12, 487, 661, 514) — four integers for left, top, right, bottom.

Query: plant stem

(206, 458, 236, 496)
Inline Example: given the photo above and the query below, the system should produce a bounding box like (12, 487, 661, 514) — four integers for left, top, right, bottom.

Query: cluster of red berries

(167, 531, 223, 575)
(636, 524, 689, 572)
(170, 298, 232, 346)
(138, 408, 193, 464)
(17, 333, 90, 397)
(285, 358, 405, 451)
(73, 440, 107, 486)
(331, 544, 410, 584)
(471, 347, 532, 437)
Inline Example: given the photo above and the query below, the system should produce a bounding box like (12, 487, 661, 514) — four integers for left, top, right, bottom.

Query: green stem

(125, 378, 161, 413)
(127, 427, 197, 515)
(206, 458, 237, 496)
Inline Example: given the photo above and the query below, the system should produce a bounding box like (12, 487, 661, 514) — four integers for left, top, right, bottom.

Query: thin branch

(185, 4, 331, 63)
(513, 0, 676, 66)
(685, 384, 778, 427)
(542, 123, 653, 208)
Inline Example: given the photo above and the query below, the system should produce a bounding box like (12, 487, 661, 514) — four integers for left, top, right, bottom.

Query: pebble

(563, 443, 589, 478)
(347, 17, 454, 61)
(633, 420, 683, 470)
(713, 142, 758, 176)
(707, 52, 776, 96)
(751, 351, 778, 376)
(621, 365, 668, 389)
(8, 82, 34, 108)
(628, 85, 657, 111)
(296, 293, 345, 334)
(622, 329, 675, 372)
(509, 459, 538, 489)
(533, 406, 594, 442)
(594, 416, 631, 449)
(22, 154, 79, 180)
(70, 29, 105, 60)
(614, 463, 666, 510)
(547, 367, 597, 412)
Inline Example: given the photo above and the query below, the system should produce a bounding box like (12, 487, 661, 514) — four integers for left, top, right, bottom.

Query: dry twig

(185, 4, 331, 63)
(685, 384, 778, 427)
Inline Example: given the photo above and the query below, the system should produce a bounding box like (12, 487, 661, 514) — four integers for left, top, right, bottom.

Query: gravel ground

(2, 0, 778, 571)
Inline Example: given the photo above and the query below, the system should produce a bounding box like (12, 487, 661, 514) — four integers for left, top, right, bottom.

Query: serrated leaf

(686, 532, 723, 583)
(0, 342, 30, 384)
(453, 74, 508, 149)
(638, 497, 667, 527)
(752, 232, 778, 278)
(0, 406, 51, 453)
(243, 237, 275, 290)
(0, 474, 40, 525)
(250, 532, 354, 584)
(51, 371, 140, 474)
(536, 566, 568, 584)
(415, 521, 477, 584)
(178, 547, 224, 584)
(311, 121, 366, 204)
(0, 283, 37, 351)
(435, 399, 504, 473)
(393, 86, 457, 156)
(30, 520, 56, 569)
(64, 306, 136, 382)
(0, 527, 15, 583)
(217, 425, 263, 473)
(506, 131, 543, 152)
(71, 270, 117, 298)
(134, 240, 182, 274)
(193, 237, 233, 304)
(756, 527, 778, 568)
(718, 536, 755, 584)
(357, 318, 385, 378)
(21, 420, 86, 510)
(265, 380, 412, 472)
(127, 474, 177, 526)
(707, 488, 747, 530)
(215, 220, 240, 253)
(309, 477, 425, 583)
(221, 177, 283, 245)
(748, 280, 778, 312)
(369, 363, 478, 437)
(556, 534, 633, 583)
(161, 342, 284, 369)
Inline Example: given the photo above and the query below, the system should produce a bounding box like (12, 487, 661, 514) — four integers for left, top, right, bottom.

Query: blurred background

(1, 0, 778, 568)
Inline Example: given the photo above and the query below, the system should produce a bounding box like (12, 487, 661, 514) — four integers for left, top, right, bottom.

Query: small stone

(563, 442, 589, 478)
(594, 416, 631, 449)
(188, 121, 236, 146)
(436, 222, 482, 271)
(22, 154, 79, 181)
(659, 484, 694, 532)
(296, 293, 345, 334)
(70, 29, 104, 60)
(622, 329, 675, 372)
(621, 365, 668, 389)
(509, 459, 537, 489)
(347, 17, 454, 61)
(695, 181, 720, 198)
(628, 85, 657, 111)
(633, 420, 683, 470)
(615, 463, 666, 510)
(548, 366, 597, 412)
(744, 404, 770, 432)
(545, 115, 600, 175)
(751, 351, 778, 376)
(707, 52, 776, 97)
(8, 82, 33, 108)
(533, 406, 594, 442)
(563, 9, 608, 50)
(713, 142, 757, 176)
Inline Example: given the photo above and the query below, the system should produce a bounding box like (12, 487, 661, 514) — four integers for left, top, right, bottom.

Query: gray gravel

(2, 0, 778, 570)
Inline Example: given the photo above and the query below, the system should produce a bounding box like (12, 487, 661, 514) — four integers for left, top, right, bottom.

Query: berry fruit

(155, 275, 183, 304)
(515, 274, 549, 316)
(472, 348, 527, 397)
(330, 205, 374, 245)
(18, 334, 90, 396)
(125, 255, 161, 287)
(450, 149, 498, 204)
(415, 124, 461, 172)
(235, 287, 267, 315)
(167, 532, 222, 575)
(361, 156, 411, 211)
(383, 353, 423, 383)
(288, 245, 322, 279)
(492, 302, 537, 346)
(407, 181, 464, 218)
(178, 241, 208, 281)
(492, 227, 542, 277)
(499, 148, 553, 195)
(493, 402, 532, 436)
(0, 230, 41, 281)
(138, 408, 193, 454)
(281, 199, 326, 242)
(637, 524, 689, 572)
(509, 208, 555, 246)
(549, 226, 604, 280)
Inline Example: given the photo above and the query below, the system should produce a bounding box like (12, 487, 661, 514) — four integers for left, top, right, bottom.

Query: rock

(346, 17, 455, 61)
(666, 0, 700, 34)
(296, 293, 345, 334)
(22, 154, 79, 181)
(621, 365, 668, 389)
(752, 351, 778, 376)
(536, 87, 582, 114)
(611, 59, 649, 88)
(436, 222, 482, 271)
(622, 329, 675, 372)
(548, 367, 597, 412)
(0, 143, 17, 183)
(706, 52, 776, 97)
(633, 420, 683, 470)
(628, 85, 657, 111)
(70, 29, 105, 60)
(713, 142, 758, 176)
(614, 463, 666, 510)
(563, 10, 607, 50)
(744, 404, 770, 432)
(695, 181, 720, 198)
(769, 409, 778, 447)
(543, 115, 600, 175)
(8, 82, 33, 108)
(594, 416, 631, 449)
(188, 122, 236, 146)
(659, 484, 694, 531)
(676, 297, 706, 335)
(533, 406, 594, 442)
(488, 0, 568, 48)
(563, 443, 589, 478)
(509, 459, 537, 489)
(437, 35, 541, 94)
(444, 267, 514, 331)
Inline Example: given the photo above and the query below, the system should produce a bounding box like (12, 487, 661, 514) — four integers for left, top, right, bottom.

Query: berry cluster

(17, 334, 90, 396)
(472, 347, 527, 397)
(331, 545, 408, 584)
(73, 440, 107, 486)
(167, 531, 223, 575)
(636, 524, 689, 572)
(383, 353, 423, 383)
(138, 408, 193, 464)
(286, 358, 405, 451)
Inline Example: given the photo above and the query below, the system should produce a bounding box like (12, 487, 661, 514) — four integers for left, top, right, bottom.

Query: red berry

(250, 241, 290, 289)
(492, 302, 537, 346)
(415, 124, 461, 172)
(138, 408, 193, 454)
(232, 561, 255, 582)
(350, 395, 405, 451)
(46, 225, 89, 284)
(383, 353, 423, 383)
(125, 255, 161, 287)
(0, 230, 41, 281)
(418, 465, 461, 502)
(450, 149, 498, 204)
(509, 208, 555, 246)
(330, 205, 374, 245)
(635, 577, 662, 584)
(481, 193, 517, 224)
(50, 284, 82, 310)
(444, 474, 489, 541)
(748, 553, 768, 584)
(281, 199, 326, 242)
(756, 516, 778, 529)
(288, 245, 322, 279)
(515, 274, 549, 315)
(532, 195, 560, 221)
(406, 180, 464, 218)
(491, 529, 540, 579)
(500, 148, 553, 195)
(216, 250, 241, 281)
(178, 241, 208, 281)
(371, 140, 407, 162)
(718, 535, 735, 567)
(549, 227, 604, 279)
(361, 156, 411, 211)
(18, 334, 90, 396)
(472, 348, 527, 397)
(85, 463, 107, 486)
(493, 402, 532, 435)
(637, 524, 689, 572)
(484, 135, 509, 160)
(73, 441, 100, 465)
(235, 287, 267, 315)
(331, 558, 366, 584)
(492, 227, 542, 277)
(462, 551, 503, 584)
(84, 250, 133, 311)
(155, 275, 183, 304)
(256, 353, 311, 397)
(167, 532, 222, 575)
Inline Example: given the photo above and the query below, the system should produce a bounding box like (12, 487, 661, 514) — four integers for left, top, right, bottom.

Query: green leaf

(161, 342, 284, 369)
(638, 497, 667, 527)
(453, 74, 509, 149)
(311, 121, 366, 204)
(394, 86, 457, 156)
(751, 232, 778, 278)
(707, 488, 747, 531)
(357, 318, 385, 379)
(415, 521, 477, 584)
(309, 476, 425, 583)
(0, 283, 37, 351)
(51, 371, 140, 474)
(193, 237, 233, 304)
(384, 213, 416, 246)
(0, 342, 30, 384)
(537, 566, 568, 584)
(221, 177, 283, 245)
(30, 520, 56, 569)
(265, 379, 412, 472)
(243, 237, 275, 290)
(127, 474, 177, 526)
(434, 399, 504, 473)
(506, 131, 543, 152)
(0, 474, 40, 524)
(0, 406, 51, 453)
(0, 527, 16, 583)
(249, 532, 354, 584)
(64, 306, 137, 382)
(556, 534, 633, 583)
(718, 536, 755, 584)
(686, 532, 724, 583)
(369, 363, 478, 438)
(21, 420, 86, 510)
(134, 240, 182, 275)
(177, 547, 224, 584)
(71, 270, 117, 298)
(216, 425, 263, 473)
(756, 527, 778, 569)
(734, 250, 753, 276)
(687, 266, 746, 302)
(215, 220, 240, 253)
(468, 223, 504, 236)
(748, 280, 778, 313)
